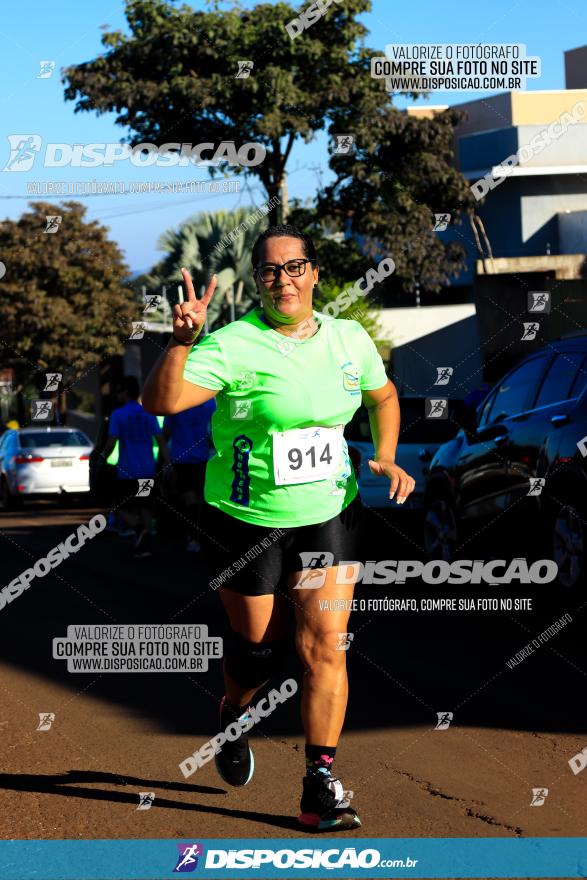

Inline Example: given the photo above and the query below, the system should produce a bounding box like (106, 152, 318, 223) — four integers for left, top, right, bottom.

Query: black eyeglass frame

(253, 258, 316, 281)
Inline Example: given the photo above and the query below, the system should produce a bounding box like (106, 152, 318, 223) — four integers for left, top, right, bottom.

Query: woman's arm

(361, 380, 415, 504)
(142, 339, 218, 415)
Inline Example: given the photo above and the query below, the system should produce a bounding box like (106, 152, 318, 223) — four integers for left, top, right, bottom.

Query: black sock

(220, 697, 249, 731)
(305, 744, 336, 776)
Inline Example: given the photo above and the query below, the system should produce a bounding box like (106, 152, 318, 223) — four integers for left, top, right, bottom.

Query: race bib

(272, 425, 343, 486)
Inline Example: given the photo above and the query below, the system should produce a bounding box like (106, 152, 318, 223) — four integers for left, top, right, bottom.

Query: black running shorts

(198, 494, 363, 596)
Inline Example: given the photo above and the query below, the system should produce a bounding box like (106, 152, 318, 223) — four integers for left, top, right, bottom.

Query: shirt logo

(340, 361, 360, 394)
(230, 435, 253, 505)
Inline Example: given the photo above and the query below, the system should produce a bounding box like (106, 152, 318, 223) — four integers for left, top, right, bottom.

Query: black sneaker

(298, 768, 361, 831)
(214, 696, 254, 787)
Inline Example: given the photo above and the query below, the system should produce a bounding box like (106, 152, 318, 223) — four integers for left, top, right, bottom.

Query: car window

(485, 357, 548, 423)
(19, 431, 90, 448)
(569, 354, 587, 399)
(533, 352, 586, 409)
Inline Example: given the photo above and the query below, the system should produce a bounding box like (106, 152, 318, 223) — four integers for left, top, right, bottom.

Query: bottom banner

(0, 838, 586, 878)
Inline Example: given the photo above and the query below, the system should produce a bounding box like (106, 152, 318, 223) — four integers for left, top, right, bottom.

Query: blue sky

(0, 0, 585, 273)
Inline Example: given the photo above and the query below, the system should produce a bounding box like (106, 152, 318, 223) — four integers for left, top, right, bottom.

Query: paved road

(0, 500, 585, 851)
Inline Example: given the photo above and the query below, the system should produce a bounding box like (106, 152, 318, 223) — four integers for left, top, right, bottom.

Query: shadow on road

(0, 503, 584, 738)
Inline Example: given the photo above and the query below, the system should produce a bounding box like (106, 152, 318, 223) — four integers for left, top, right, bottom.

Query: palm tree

(147, 209, 268, 329)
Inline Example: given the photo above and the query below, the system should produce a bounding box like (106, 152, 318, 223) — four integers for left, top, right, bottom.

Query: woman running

(142, 224, 415, 831)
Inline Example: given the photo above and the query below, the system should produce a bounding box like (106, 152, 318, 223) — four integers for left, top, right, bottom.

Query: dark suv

(423, 336, 587, 588)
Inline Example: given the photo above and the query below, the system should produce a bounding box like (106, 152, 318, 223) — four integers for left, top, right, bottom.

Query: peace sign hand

(172, 268, 217, 343)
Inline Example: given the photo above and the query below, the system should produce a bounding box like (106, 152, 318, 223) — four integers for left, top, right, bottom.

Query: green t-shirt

(183, 307, 388, 527)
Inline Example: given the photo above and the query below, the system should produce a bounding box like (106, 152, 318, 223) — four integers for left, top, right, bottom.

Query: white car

(345, 398, 466, 510)
(0, 427, 93, 508)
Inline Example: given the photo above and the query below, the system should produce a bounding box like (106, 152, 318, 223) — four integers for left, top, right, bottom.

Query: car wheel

(552, 501, 585, 589)
(424, 498, 458, 561)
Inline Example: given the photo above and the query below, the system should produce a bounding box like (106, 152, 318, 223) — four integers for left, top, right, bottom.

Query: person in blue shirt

(164, 398, 216, 552)
(103, 375, 168, 557)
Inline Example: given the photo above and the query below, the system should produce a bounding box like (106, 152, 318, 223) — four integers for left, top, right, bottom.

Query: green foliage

(0, 201, 136, 389)
(321, 105, 477, 293)
(62, 0, 475, 297)
(313, 278, 385, 347)
(146, 207, 269, 329)
(62, 0, 372, 220)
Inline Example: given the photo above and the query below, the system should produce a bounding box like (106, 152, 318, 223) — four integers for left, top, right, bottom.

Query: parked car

(423, 336, 587, 588)
(0, 427, 93, 508)
(345, 397, 468, 510)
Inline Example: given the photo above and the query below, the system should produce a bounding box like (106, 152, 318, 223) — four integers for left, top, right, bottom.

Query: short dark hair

(119, 375, 140, 400)
(251, 224, 318, 269)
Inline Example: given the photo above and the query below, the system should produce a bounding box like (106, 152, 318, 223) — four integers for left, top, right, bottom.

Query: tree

(62, 0, 372, 224)
(319, 104, 477, 294)
(146, 208, 268, 330)
(0, 201, 137, 401)
(62, 0, 476, 296)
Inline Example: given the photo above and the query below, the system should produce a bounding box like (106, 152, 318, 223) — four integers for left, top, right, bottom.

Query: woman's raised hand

(172, 268, 217, 343)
